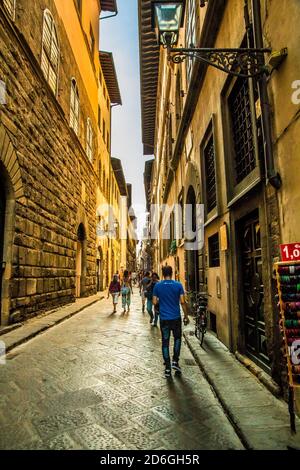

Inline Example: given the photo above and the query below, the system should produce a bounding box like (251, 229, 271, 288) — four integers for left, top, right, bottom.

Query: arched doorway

(76, 223, 86, 298)
(185, 186, 200, 292)
(96, 246, 103, 292)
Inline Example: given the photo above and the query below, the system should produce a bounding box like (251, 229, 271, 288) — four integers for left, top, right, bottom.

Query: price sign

(280, 243, 300, 262)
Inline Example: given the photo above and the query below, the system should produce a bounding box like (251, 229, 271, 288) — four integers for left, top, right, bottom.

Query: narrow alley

(0, 291, 243, 451)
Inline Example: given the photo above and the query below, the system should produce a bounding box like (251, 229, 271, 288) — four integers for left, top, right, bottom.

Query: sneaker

(172, 361, 182, 374)
(165, 368, 171, 378)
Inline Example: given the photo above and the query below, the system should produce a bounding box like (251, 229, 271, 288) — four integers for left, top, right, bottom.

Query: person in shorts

(108, 274, 121, 313)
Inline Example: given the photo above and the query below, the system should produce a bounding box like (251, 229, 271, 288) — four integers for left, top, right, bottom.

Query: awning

(139, 0, 160, 155)
(100, 0, 118, 12)
(100, 51, 122, 105)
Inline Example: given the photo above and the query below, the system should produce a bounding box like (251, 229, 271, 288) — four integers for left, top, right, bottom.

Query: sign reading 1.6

(280, 243, 300, 262)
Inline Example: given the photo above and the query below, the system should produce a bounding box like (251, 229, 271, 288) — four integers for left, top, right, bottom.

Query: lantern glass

(153, 2, 183, 45)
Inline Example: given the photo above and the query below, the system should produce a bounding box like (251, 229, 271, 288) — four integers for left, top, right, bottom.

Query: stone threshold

(0, 293, 105, 355)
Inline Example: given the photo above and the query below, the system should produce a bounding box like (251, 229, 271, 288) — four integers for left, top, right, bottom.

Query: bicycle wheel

(194, 316, 200, 340)
(200, 326, 206, 346)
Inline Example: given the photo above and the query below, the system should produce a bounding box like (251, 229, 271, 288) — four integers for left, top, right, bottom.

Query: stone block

(26, 279, 37, 296)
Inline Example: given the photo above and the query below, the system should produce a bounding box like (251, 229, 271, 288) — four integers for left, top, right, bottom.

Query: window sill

(228, 171, 261, 208)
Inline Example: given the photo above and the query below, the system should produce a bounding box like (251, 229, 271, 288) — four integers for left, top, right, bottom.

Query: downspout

(100, 9, 118, 21)
(250, 0, 282, 189)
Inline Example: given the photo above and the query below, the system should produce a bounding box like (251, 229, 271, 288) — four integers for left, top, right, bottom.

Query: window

(103, 170, 106, 191)
(178, 190, 184, 240)
(41, 10, 59, 95)
(86, 118, 94, 162)
(204, 135, 217, 213)
(209, 233, 220, 268)
(98, 161, 102, 184)
(103, 119, 106, 142)
(74, 0, 81, 17)
(107, 97, 110, 109)
(229, 77, 255, 184)
(70, 79, 80, 135)
(3, 0, 16, 19)
(98, 106, 101, 129)
(185, 0, 196, 84)
(175, 71, 182, 131)
(107, 131, 110, 150)
(99, 71, 103, 86)
(89, 25, 95, 56)
(103, 85, 106, 99)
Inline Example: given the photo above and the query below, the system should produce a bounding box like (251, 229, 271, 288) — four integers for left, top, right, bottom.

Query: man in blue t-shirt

(153, 265, 189, 377)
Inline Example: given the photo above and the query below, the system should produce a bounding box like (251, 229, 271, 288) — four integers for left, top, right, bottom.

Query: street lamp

(152, 0, 272, 78)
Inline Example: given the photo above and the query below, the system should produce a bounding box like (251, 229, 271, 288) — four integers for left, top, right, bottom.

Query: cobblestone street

(0, 290, 244, 450)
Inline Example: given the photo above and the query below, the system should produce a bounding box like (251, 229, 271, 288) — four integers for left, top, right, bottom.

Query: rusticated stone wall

(0, 6, 98, 324)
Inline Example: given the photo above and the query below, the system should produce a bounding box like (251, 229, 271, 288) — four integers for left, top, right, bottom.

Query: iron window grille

(86, 118, 94, 162)
(70, 79, 80, 135)
(204, 134, 217, 213)
(3, 0, 15, 19)
(185, 0, 196, 84)
(209, 233, 220, 268)
(41, 10, 59, 96)
(228, 77, 256, 185)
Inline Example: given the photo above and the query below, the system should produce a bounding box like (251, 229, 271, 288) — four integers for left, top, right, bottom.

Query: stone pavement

(0, 289, 244, 450)
(184, 328, 300, 450)
(0, 293, 103, 353)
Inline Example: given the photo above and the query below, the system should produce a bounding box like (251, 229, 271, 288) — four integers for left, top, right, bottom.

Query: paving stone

(32, 409, 93, 438)
(0, 292, 244, 450)
(70, 424, 127, 450)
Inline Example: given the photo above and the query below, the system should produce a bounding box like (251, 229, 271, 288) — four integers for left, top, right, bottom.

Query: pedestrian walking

(121, 270, 133, 314)
(153, 265, 189, 378)
(139, 271, 151, 313)
(107, 274, 121, 313)
(145, 272, 160, 326)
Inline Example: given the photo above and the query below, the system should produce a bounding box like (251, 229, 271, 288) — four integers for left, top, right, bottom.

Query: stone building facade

(0, 0, 124, 325)
(139, 0, 300, 390)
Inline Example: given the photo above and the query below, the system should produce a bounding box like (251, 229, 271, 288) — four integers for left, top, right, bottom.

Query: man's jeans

(146, 298, 159, 325)
(160, 318, 182, 369)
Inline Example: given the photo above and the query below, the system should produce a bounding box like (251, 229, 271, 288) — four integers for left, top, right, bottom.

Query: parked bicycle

(186, 291, 211, 346)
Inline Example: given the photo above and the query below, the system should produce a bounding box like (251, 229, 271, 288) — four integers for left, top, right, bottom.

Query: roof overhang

(100, 0, 118, 12)
(111, 158, 127, 196)
(139, 0, 160, 155)
(100, 52, 122, 105)
(144, 159, 154, 210)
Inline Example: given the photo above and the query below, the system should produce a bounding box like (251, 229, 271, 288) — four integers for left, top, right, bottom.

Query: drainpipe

(250, 0, 282, 190)
(100, 9, 118, 21)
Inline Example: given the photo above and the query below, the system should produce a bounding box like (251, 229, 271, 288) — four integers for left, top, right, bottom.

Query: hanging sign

(280, 243, 300, 262)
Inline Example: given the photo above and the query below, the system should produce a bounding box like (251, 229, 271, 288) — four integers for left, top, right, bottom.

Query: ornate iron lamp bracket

(168, 47, 272, 78)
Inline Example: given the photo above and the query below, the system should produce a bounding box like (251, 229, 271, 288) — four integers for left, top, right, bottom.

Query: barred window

(185, 0, 196, 84)
(209, 233, 220, 268)
(70, 79, 80, 135)
(3, 0, 16, 19)
(41, 10, 59, 95)
(74, 0, 81, 16)
(86, 118, 94, 162)
(229, 78, 255, 184)
(204, 135, 217, 213)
